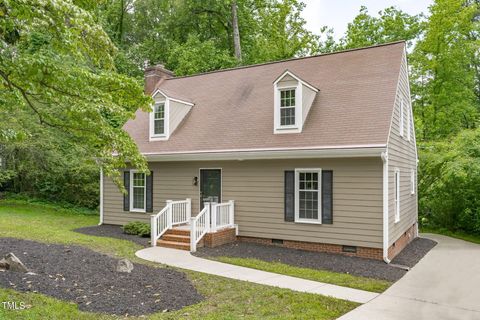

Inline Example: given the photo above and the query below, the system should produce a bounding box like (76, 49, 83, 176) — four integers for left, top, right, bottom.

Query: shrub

(418, 128, 480, 235)
(123, 221, 151, 237)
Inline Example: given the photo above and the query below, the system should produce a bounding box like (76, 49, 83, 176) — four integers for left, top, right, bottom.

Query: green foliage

(122, 221, 151, 237)
(0, 0, 151, 190)
(419, 128, 480, 234)
(167, 35, 238, 76)
(411, 0, 480, 140)
(339, 6, 423, 50)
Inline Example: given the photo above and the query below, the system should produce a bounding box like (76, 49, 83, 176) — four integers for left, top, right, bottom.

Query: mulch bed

(0, 238, 202, 315)
(194, 237, 437, 282)
(74, 225, 150, 247)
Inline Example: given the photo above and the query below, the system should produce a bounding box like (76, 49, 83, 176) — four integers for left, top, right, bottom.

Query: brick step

(164, 228, 190, 236)
(156, 240, 190, 251)
(161, 234, 190, 243)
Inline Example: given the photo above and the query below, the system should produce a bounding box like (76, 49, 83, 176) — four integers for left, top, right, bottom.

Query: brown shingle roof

(125, 41, 405, 155)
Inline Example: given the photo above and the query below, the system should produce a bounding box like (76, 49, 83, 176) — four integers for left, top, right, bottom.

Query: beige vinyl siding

(387, 51, 418, 246)
(302, 83, 316, 123)
(168, 100, 192, 136)
(103, 157, 384, 248)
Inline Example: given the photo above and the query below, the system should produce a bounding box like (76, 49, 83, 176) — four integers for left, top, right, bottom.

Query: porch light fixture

(193, 176, 198, 186)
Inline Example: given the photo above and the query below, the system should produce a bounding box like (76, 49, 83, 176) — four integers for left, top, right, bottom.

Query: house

(100, 41, 418, 262)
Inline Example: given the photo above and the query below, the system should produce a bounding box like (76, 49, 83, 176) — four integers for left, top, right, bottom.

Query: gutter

(381, 151, 390, 263)
(143, 145, 386, 162)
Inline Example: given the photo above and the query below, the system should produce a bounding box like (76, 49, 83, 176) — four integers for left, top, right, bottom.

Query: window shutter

(146, 171, 153, 213)
(284, 171, 295, 222)
(322, 170, 333, 224)
(123, 171, 130, 211)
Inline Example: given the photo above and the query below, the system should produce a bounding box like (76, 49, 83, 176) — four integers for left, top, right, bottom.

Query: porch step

(156, 240, 190, 251)
(162, 234, 190, 243)
(164, 228, 190, 236)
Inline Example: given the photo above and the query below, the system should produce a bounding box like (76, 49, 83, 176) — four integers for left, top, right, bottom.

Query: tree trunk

(231, 0, 242, 61)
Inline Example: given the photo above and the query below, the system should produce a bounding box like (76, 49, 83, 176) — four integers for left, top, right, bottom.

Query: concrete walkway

(135, 246, 378, 304)
(338, 234, 480, 320)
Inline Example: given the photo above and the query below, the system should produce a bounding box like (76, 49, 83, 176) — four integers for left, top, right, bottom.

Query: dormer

(273, 70, 319, 134)
(149, 89, 194, 141)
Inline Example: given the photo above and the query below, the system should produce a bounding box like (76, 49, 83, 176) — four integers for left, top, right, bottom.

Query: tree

(411, 0, 480, 140)
(339, 6, 423, 50)
(0, 0, 151, 187)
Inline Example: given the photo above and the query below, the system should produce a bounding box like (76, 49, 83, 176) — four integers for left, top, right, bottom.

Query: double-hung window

(153, 103, 165, 135)
(280, 89, 296, 126)
(295, 169, 321, 223)
(394, 169, 400, 223)
(130, 171, 146, 212)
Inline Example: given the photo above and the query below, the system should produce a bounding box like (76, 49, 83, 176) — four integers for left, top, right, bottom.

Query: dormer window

(280, 89, 296, 126)
(153, 103, 165, 135)
(149, 89, 194, 141)
(273, 70, 319, 134)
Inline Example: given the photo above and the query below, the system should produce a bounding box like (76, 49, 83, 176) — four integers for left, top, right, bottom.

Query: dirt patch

(0, 238, 202, 315)
(194, 237, 437, 282)
(74, 225, 150, 247)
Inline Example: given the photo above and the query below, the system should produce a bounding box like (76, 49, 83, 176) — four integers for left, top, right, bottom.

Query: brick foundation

(388, 222, 417, 260)
(204, 227, 237, 248)
(237, 236, 383, 260)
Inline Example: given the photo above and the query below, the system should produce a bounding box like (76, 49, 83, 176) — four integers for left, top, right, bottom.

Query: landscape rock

(116, 258, 134, 273)
(2, 253, 29, 273)
(0, 258, 7, 271)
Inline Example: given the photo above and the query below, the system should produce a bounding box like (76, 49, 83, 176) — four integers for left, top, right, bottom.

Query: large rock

(116, 258, 134, 273)
(2, 253, 29, 273)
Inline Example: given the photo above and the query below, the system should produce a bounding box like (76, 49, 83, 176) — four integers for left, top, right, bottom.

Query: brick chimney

(144, 64, 174, 94)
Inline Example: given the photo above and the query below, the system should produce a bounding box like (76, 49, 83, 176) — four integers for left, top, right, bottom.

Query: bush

(418, 128, 480, 235)
(123, 221, 151, 237)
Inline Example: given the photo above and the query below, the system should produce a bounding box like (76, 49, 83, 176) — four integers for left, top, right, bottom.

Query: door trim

(198, 168, 223, 210)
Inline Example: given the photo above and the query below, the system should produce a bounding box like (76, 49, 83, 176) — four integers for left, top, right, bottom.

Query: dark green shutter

(146, 171, 153, 213)
(284, 171, 295, 222)
(123, 171, 130, 211)
(322, 170, 333, 224)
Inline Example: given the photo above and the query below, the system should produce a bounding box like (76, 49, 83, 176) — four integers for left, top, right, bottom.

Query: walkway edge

(135, 246, 378, 304)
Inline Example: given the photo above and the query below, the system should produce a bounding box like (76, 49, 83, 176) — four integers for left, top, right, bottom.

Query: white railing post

(206, 204, 211, 233)
(166, 200, 173, 229)
(150, 214, 157, 247)
(186, 198, 192, 221)
(210, 202, 217, 232)
(229, 200, 235, 227)
(190, 216, 196, 252)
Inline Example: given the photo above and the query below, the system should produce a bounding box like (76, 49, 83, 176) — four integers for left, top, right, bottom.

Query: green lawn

(421, 227, 480, 245)
(0, 200, 358, 320)
(214, 257, 391, 293)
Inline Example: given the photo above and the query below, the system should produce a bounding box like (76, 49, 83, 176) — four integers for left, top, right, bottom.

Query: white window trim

(394, 168, 400, 223)
(399, 98, 404, 137)
(130, 170, 146, 213)
(294, 168, 322, 224)
(274, 85, 301, 133)
(149, 96, 170, 141)
(406, 103, 411, 141)
(411, 169, 415, 195)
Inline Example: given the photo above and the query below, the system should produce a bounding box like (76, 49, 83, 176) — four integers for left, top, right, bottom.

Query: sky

(301, 0, 433, 39)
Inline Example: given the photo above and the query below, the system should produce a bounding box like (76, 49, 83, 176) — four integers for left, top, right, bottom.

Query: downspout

(381, 151, 390, 263)
(99, 167, 104, 225)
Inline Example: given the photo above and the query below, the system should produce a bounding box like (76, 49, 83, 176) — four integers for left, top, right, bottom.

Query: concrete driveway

(338, 234, 480, 320)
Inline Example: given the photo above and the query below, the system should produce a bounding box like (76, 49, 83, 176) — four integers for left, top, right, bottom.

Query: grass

(214, 257, 391, 293)
(0, 199, 358, 319)
(421, 227, 480, 245)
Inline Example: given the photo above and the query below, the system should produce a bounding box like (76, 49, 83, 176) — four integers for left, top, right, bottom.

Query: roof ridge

(167, 40, 406, 80)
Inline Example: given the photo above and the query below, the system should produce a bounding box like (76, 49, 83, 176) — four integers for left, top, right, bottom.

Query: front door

(200, 169, 221, 209)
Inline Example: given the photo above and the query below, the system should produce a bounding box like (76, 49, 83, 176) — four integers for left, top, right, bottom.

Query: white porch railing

(189, 205, 210, 252)
(211, 200, 235, 232)
(151, 198, 191, 247)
